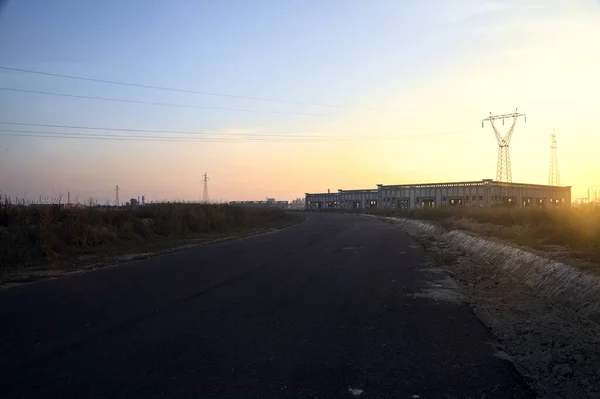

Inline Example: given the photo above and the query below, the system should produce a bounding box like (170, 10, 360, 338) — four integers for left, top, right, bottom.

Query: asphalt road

(0, 213, 534, 398)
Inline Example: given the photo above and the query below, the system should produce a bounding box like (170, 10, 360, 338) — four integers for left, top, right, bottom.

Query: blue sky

(1, 0, 599, 203)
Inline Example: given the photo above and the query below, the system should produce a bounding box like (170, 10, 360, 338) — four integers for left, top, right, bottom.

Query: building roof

(380, 179, 571, 190)
(306, 179, 571, 196)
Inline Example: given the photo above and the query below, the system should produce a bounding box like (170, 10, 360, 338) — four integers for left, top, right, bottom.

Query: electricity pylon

(482, 109, 526, 204)
(201, 173, 209, 203)
(548, 130, 560, 186)
(115, 185, 120, 207)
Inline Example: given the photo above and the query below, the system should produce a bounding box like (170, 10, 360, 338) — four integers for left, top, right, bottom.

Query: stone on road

(0, 213, 533, 398)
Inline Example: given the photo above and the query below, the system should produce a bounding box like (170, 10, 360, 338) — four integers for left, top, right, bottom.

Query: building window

(472, 195, 476, 201)
(479, 195, 483, 201)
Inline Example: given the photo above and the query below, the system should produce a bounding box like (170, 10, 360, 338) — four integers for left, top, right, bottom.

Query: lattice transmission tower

(114, 185, 120, 207)
(201, 173, 209, 203)
(548, 130, 560, 186)
(482, 109, 527, 183)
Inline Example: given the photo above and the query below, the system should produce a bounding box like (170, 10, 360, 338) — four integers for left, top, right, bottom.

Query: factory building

(229, 199, 289, 209)
(305, 179, 571, 210)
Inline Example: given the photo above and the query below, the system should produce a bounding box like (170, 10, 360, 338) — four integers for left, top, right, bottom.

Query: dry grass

(364, 206, 600, 262)
(0, 195, 294, 270)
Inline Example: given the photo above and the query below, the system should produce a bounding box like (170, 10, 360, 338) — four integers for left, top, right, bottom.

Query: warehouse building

(229, 199, 289, 209)
(305, 179, 571, 210)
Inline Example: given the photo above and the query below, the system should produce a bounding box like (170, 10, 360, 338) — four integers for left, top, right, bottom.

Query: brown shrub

(0, 196, 289, 268)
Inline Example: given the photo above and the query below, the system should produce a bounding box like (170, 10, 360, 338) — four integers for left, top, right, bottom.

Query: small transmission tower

(548, 130, 560, 186)
(114, 185, 120, 207)
(201, 173, 209, 203)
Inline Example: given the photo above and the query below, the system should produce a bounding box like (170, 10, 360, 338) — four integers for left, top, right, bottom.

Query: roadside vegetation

(369, 206, 600, 262)
(0, 195, 297, 271)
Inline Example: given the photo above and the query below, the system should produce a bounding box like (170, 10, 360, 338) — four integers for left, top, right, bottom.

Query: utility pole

(67, 191, 71, 205)
(548, 130, 560, 186)
(201, 173, 209, 203)
(115, 185, 120, 207)
(482, 109, 526, 204)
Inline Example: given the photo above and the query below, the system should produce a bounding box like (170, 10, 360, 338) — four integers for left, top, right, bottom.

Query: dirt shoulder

(376, 215, 600, 399)
(360, 207, 600, 266)
(0, 214, 305, 289)
(447, 216, 600, 276)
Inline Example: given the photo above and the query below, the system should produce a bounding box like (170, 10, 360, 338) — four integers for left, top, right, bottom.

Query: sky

(0, 0, 599, 203)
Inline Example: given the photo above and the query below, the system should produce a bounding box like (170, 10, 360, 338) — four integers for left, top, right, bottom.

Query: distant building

(229, 199, 289, 209)
(306, 178, 571, 210)
(289, 198, 305, 210)
(275, 200, 289, 209)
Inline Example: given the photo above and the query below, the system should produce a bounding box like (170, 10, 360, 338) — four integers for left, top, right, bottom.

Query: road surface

(0, 213, 533, 398)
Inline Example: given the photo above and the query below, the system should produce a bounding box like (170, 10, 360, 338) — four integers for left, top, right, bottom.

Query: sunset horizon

(1, 0, 599, 203)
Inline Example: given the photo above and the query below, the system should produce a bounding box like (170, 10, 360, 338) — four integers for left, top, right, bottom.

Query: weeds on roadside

(363, 206, 600, 262)
(0, 194, 289, 268)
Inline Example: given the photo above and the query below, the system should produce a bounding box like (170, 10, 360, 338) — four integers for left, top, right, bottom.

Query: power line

(0, 121, 466, 140)
(0, 87, 330, 116)
(0, 128, 468, 143)
(0, 131, 203, 143)
(0, 66, 401, 111)
(0, 130, 329, 143)
(0, 121, 329, 138)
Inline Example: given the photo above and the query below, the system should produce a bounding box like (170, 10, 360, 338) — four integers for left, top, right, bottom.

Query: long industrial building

(305, 179, 571, 210)
(229, 199, 289, 209)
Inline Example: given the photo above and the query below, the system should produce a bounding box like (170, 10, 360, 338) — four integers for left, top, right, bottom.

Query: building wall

(229, 200, 289, 209)
(306, 180, 571, 210)
(306, 190, 378, 210)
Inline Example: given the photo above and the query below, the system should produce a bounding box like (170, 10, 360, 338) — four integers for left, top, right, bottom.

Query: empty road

(0, 213, 533, 398)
